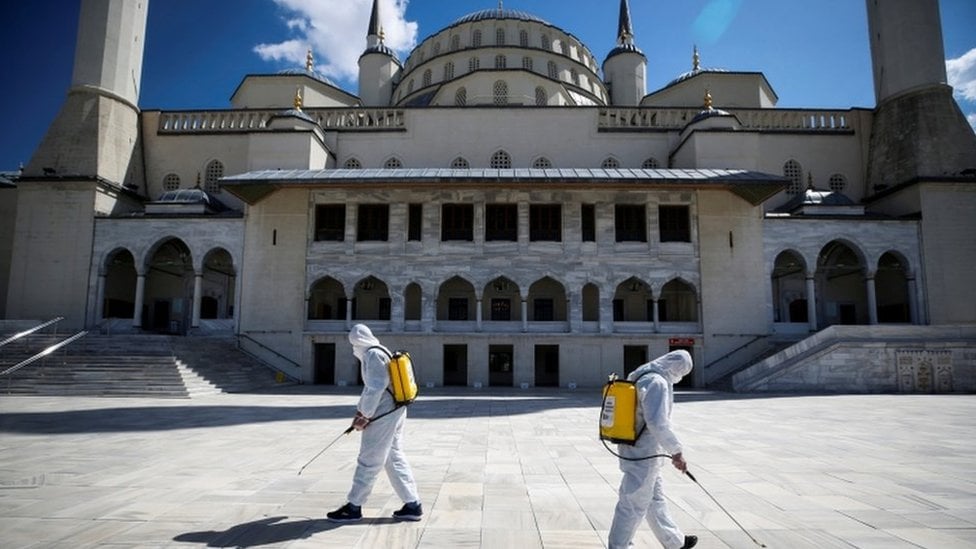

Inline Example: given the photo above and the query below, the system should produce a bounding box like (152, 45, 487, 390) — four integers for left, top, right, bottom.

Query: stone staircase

(1, 333, 293, 398)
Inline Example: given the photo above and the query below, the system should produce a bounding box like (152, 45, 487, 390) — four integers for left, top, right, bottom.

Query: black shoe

(680, 535, 698, 549)
(326, 503, 362, 522)
(392, 501, 423, 521)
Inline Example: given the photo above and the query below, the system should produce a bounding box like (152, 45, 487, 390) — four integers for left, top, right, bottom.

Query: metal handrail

(704, 334, 768, 370)
(237, 333, 303, 379)
(1, 330, 87, 377)
(0, 317, 65, 348)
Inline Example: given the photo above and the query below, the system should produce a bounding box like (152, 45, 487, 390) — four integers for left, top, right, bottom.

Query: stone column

(521, 299, 528, 332)
(865, 271, 878, 325)
(476, 299, 483, 331)
(907, 275, 919, 325)
(391, 292, 404, 332)
(652, 298, 660, 333)
(805, 273, 817, 331)
(95, 271, 106, 325)
(191, 271, 203, 328)
(133, 272, 146, 328)
(345, 297, 353, 330)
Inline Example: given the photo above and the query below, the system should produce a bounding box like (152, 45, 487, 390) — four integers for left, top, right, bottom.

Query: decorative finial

(693, 45, 700, 71)
(294, 86, 303, 111)
(305, 48, 314, 72)
(807, 172, 815, 190)
(379, 26, 386, 43)
(195, 172, 201, 188)
(704, 89, 713, 110)
(498, 0, 503, 10)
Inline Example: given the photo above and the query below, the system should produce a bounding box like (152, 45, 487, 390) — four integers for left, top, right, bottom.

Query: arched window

(829, 173, 847, 192)
(384, 157, 403, 169)
(451, 157, 470, 169)
(522, 56, 533, 71)
(472, 29, 482, 47)
(163, 173, 180, 191)
(496, 28, 505, 45)
(532, 157, 552, 169)
(642, 157, 659, 169)
(343, 158, 362, 169)
(469, 56, 480, 72)
(660, 279, 698, 322)
(547, 60, 558, 79)
(450, 35, 460, 51)
(432, 42, 441, 56)
(443, 62, 455, 80)
(519, 30, 529, 47)
(784, 160, 803, 195)
(204, 160, 224, 193)
(407, 79, 414, 93)
(495, 54, 506, 69)
(570, 68, 580, 85)
(493, 80, 509, 105)
(559, 41, 569, 56)
(601, 157, 620, 169)
(416, 50, 425, 63)
(535, 86, 547, 106)
(541, 35, 551, 50)
(490, 150, 512, 169)
(422, 69, 432, 87)
(455, 87, 467, 106)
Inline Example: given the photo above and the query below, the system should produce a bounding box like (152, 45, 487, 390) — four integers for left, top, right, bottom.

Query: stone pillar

(391, 292, 404, 332)
(865, 271, 878, 325)
(132, 272, 146, 328)
(191, 271, 203, 328)
(805, 273, 817, 332)
(95, 272, 106, 325)
(652, 298, 660, 333)
(345, 298, 353, 330)
(521, 299, 528, 332)
(476, 300, 483, 331)
(907, 276, 919, 325)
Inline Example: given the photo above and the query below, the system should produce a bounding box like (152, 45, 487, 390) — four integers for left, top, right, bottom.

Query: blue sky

(1, 0, 974, 171)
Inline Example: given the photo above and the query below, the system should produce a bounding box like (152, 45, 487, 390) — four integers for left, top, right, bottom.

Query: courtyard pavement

(1, 387, 974, 548)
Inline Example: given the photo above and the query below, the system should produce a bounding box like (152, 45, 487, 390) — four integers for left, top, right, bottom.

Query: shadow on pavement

(173, 515, 402, 547)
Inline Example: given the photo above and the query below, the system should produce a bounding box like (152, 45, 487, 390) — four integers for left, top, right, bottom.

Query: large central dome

(452, 8, 551, 26)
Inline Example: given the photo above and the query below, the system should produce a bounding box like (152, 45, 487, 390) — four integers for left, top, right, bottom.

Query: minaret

(8, 0, 150, 329)
(358, 0, 401, 106)
(602, 0, 646, 106)
(865, 0, 976, 189)
(23, 0, 148, 186)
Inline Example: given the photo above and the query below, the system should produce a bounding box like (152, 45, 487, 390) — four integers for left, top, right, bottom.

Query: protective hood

(627, 350, 693, 384)
(348, 323, 381, 360)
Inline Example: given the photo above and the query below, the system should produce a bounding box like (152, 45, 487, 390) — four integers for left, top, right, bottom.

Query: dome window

(533, 157, 552, 169)
(784, 160, 803, 195)
(163, 173, 180, 191)
(343, 158, 362, 169)
(535, 87, 547, 106)
(547, 61, 558, 79)
(493, 80, 509, 105)
(522, 56, 533, 71)
(204, 160, 224, 193)
(490, 150, 512, 169)
(473, 29, 482, 48)
(642, 157, 659, 169)
(601, 157, 620, 169)
(496, 28, 506, 45)
(384, 157, 403, 169)
(469, 56, 480, 72)
(444, 62, 455, 80)
(423, 69, 432, 87)
(450, 35, 460, 51)
(520, 30, 529, 47)
(495, 54, 507, 69)
(451, 157, 470, 169)
(455, 87, 467, 106)
(829, 173, 847, 192)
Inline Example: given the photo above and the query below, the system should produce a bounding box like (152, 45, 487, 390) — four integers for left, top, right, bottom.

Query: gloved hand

(671, 452, 687, 473)
(352, 411, 370, 431)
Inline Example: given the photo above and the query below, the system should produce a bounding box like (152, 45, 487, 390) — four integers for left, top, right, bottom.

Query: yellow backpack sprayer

(297, 346, 418, 476)
(598, 372, 766, 547)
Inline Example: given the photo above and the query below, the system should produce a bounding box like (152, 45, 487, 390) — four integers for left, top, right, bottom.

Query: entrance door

(623, 345, 647, 377)
(443, 344, 468, 386)
(668, 344, 694, 389)
(534, 345, 559, 387)
(314, 343, 336, 385)
(153, 300, 170, 332)
(489, 345, 514, 387)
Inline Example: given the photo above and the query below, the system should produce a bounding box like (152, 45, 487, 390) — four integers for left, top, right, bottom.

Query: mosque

(1, 0, 974, 392)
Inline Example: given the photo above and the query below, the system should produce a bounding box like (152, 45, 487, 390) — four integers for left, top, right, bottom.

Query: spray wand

(683, 468, 766, 547)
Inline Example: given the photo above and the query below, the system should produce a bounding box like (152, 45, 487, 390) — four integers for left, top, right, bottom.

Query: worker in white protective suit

(326, 324, 422, 523)
(608, 350, 697, 549)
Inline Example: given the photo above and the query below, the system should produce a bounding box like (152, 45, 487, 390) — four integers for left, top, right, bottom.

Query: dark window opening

(659, 205, 691, 242)
(530, 204, 561, 242)
(485, 204, 518, 241)
(491, 298, 511, 320)
(615, 204, 646, 242)
(315, 204, 345, 241)
(357, 204, 389, 241)
(442, 204, 474, 241)
(533, 298, 554, 321)
(408, 204, 423, 241)
(448, 297, 469, 320)
(581, 204, 596, 242)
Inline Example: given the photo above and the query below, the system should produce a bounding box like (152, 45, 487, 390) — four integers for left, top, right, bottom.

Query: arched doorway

(308, 277, 346, 320)
(103, 249, 136, 318)
(659, 279, 698, 322)
(201, 248, 235, 320)
(437, 276, 476, 322)
(527, 277, 567, 322)
(144, 238, 193, 333)
(816, 241, 867, 327)
(876, 252, 911, 323)
(353, 276, 391, 320)
(771, 250, 807, 323)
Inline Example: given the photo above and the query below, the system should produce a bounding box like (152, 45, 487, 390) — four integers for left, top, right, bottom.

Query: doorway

(443, 344, 468, 386)
(489, 345, 514, 387)
(623, 345, 647, 377)
(534, 345, 559, 387)
(669, 344, 695, 389)
(314, 343, 336, 385)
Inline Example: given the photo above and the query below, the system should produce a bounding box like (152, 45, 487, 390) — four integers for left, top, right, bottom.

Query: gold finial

(693, 45, 700, 71)
(305, 48, 314, 72)
(704, 89, 713, 110)
(294, 86, 303, 111)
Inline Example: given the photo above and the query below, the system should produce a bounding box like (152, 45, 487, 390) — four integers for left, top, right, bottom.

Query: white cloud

(968, 112, 976, 130)
(253, 0, 418, 84)
(946, 47, 976, 101)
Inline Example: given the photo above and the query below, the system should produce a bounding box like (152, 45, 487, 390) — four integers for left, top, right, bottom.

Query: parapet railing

(1, 331, 87, 378)
(157, 108, 407, 134)
(598, 107, 855, 131)
(0, 317, 65, 349)
(237, 332, 302, 383)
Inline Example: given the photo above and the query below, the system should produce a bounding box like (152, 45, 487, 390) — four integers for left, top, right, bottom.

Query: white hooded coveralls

(346, 324, 420, 507)
(608, 350, 693, 549)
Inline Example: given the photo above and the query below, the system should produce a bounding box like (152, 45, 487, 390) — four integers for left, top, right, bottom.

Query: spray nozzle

(608, 373, 618, 382)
